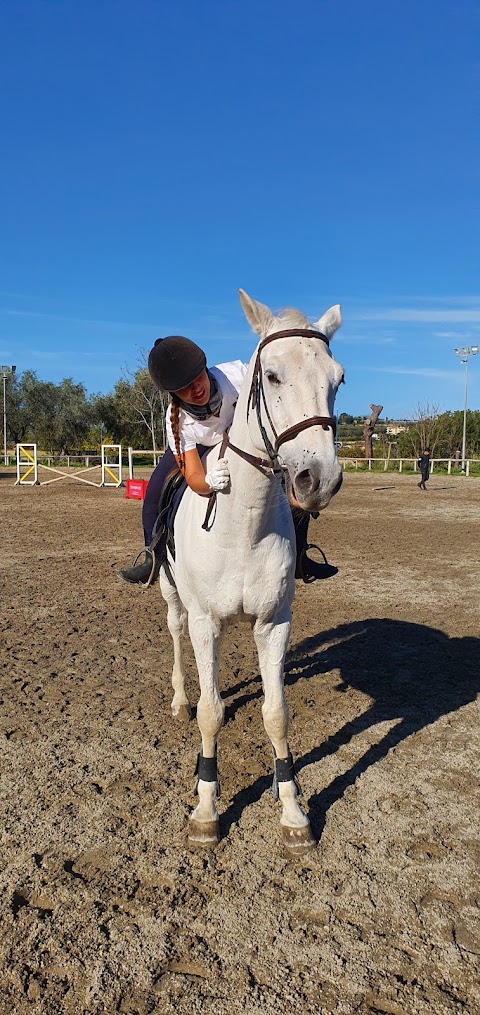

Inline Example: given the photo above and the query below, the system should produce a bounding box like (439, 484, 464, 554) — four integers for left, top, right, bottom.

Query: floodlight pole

(454, 346, 478, 471)
(461, 359, 468, 471)
(2, 373, 5, 465)
(1, 365, 16, 465)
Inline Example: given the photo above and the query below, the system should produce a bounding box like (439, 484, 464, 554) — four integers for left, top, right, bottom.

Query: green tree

(433, 410, 480, 459)
(16, 372, 91, 453)
(80, 424, 116, 453)
(396, 406, 480, 460)
(89, 390, 127, 446)
(398, 403, 443, 457)
(3, 370, 27, 447)
(20, 372, 59, 452)
(108, 377, 150, 448)
(54, 378, 92, 452)
(119, 354, 169, 452)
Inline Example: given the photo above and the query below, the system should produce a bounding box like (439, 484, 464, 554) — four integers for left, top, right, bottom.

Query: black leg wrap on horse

(194, 751, 220, 798)
(271, 750, 301, 801)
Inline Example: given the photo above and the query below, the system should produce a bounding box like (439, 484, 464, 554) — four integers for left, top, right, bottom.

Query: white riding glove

(205, 458, 230, 492)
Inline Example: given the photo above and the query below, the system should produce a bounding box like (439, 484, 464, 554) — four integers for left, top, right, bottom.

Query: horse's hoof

(281, 823, 316, 856)
(172, 703, 193, 722)
(188, 819, 220, 849)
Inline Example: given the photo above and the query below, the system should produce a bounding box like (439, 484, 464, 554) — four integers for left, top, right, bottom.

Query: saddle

(149, 466, 186, 564)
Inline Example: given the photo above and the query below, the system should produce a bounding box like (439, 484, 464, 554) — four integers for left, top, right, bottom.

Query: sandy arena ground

(0, 468, 479, 1015)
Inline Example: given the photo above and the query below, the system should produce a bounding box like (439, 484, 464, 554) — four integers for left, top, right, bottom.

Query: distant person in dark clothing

(417, 448, 431, 490)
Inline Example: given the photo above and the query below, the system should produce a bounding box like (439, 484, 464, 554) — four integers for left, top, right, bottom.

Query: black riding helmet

(148, 336, 207, 392)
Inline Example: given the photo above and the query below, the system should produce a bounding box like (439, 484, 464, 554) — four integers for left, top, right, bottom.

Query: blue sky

(0, 0, 478, 418)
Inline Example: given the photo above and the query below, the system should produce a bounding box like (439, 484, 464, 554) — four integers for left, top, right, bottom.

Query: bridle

(228, 327, 337, 469)
(202, 327, 337, 529)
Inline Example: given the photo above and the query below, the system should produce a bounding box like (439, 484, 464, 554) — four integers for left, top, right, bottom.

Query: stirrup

(130, 547, 159, 588)
(298, 543, 338, 584)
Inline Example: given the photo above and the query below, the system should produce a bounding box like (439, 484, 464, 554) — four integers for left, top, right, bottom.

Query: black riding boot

(292, 508, 338, 582)
(117, 547, 161, 587)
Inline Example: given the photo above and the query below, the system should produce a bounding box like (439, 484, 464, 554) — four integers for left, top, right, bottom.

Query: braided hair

(170, 397, 184, 471)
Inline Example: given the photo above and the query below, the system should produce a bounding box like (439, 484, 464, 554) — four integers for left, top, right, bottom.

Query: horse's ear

(238, 289, 274, 336)
(313, 305, 342, 342)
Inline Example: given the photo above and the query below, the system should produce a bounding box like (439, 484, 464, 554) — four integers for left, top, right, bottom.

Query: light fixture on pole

(1, 365, 16, 465)
(453, 346, 478, 471)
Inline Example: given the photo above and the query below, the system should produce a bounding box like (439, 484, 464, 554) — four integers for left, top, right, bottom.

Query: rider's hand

(205, 458, 230, 492)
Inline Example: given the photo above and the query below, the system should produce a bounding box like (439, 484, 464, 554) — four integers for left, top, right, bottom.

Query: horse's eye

(266, 371, 281, 386)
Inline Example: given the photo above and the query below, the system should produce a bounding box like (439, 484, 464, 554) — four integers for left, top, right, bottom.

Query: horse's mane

(275, 307, 311, 328)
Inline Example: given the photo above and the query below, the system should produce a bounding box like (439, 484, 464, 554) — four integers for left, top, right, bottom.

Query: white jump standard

(15, 444, 39, 485)
(101, 445, 123, 487)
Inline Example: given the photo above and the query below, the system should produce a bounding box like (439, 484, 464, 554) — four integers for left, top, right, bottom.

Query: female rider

(118, 334, 337, 586)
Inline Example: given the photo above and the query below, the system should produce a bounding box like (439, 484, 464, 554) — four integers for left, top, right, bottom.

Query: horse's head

(239, 289, 344, 512)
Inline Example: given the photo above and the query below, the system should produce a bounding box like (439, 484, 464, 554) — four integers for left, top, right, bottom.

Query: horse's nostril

(295, 469, 319, 494)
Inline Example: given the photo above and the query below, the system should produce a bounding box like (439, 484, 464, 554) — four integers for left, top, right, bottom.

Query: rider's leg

(291, 507, 338, 581)
(117, 449, 177, 585)
(118, 444, 210, 586)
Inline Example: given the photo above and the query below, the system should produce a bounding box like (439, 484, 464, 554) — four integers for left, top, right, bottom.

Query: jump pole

(39, 466, 103, 487)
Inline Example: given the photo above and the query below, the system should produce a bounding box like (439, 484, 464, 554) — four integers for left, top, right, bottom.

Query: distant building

(386, 425, 408, 435)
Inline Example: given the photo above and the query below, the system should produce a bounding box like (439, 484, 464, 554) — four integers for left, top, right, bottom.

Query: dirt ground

(0, 468, 479, 1015)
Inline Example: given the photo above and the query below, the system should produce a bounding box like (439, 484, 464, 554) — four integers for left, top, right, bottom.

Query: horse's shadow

(220, 618, 480, 841)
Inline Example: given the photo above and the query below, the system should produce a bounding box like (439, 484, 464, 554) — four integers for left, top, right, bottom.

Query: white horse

(159, 289, 344, 854)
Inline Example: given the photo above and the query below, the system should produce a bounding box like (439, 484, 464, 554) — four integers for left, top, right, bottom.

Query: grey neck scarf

(173, 369, 223, 421)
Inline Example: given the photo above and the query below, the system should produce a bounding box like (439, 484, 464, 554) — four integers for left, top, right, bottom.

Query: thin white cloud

(391, 295, 480, 306)
(338, 335, 395, 346)
(27, 349, 60, 360)
(355, 309, 480, 323)
(4, 309, 154, 330)
(432, 331, 479, 340)
(342, 294, 480, 306)
(369, 366, 461, 380)
(1, 295, 235, 327)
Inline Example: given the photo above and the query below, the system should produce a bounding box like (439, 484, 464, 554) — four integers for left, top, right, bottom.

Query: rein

(201, 327, 337, 530)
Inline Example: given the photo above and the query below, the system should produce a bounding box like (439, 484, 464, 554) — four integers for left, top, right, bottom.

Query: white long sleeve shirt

(165, 360, 248, 454)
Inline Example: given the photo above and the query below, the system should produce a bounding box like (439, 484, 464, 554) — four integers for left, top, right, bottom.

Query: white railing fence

(127, 448, 164, 478)
(8, 447, 480, 479)
(339, 457, 480, 477)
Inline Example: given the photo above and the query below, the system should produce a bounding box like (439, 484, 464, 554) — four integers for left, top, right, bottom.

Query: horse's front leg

(159, 570, 192, 720)
(254, 606, 315, 856)
(187, 610, 225, 847)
